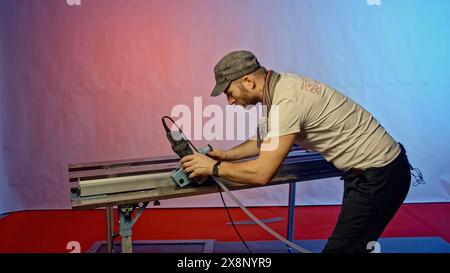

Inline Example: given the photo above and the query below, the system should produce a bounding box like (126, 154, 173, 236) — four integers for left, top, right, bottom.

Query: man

(180, 50, 411, 253)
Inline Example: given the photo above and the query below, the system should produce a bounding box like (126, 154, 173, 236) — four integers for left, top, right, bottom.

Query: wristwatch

(212, 160, 223, 177)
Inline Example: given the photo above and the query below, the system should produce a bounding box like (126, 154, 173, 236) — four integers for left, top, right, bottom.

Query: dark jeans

(322, 144, 411, 253)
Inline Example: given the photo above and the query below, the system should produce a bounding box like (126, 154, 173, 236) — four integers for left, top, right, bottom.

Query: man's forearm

(218, 160, 270, 186)
(227, 139, 260, 161)
(217, 134, 297, 185)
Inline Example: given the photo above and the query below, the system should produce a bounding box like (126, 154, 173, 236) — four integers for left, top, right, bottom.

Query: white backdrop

(0, 0, 449, 213)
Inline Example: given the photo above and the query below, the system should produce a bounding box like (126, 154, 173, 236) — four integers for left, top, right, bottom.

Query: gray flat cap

(211, 50, 261, 97)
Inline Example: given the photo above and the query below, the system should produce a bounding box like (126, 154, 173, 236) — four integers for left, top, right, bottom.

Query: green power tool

(162, 116, 212, 187)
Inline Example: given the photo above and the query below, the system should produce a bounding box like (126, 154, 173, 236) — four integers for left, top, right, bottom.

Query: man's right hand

(208, 149, 230, 161)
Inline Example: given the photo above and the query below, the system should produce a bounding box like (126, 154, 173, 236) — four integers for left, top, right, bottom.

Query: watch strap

(212, 160, 222, 177)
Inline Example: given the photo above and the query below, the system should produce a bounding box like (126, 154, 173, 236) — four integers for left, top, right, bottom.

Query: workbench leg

(287, 182, 297, 252)
(118, 205, 134, 253)
(106, 206, 115, 253)
(121, 236, 133, 253)
(117, 202, 149, 253)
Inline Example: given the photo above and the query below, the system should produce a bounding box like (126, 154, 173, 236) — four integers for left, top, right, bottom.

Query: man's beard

(238, 85, 258, 108)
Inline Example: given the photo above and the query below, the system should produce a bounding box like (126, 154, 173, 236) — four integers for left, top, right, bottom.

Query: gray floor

(89, 237, 450, 253)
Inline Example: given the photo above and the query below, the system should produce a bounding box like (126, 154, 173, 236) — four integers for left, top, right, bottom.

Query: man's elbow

(251, 160, 277, 186)
(253, 172, 273, 186)
(253, 163, 277, 186)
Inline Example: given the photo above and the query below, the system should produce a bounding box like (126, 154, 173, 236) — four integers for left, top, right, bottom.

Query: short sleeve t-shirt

(265, 73, 400, 171)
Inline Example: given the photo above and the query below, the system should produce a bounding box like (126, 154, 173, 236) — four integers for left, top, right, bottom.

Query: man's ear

(242, 75, 256, 90)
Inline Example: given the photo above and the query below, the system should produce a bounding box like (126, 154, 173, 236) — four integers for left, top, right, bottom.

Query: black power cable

(216, 183, 252, 253)
(411, 167, 425, 187)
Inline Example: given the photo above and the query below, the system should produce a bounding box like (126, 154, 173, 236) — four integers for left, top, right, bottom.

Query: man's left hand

(180, 153, 217, 179)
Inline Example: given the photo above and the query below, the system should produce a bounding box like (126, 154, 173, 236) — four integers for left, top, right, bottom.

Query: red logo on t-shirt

(302, 79, 321, 94)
